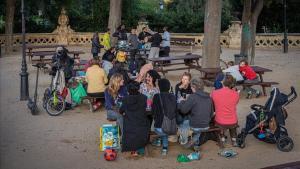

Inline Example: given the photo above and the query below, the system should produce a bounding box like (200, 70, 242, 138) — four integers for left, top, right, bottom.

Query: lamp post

(283, 0, 288, 53)
(20, 0, 29, 100)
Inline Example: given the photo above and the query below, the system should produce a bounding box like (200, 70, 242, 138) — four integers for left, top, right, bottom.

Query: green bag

(177, 154, 191, 163)
(70, 83, 87, 104)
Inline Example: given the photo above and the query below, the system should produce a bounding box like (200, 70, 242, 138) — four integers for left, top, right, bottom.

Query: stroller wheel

(277, 136, 294, 152)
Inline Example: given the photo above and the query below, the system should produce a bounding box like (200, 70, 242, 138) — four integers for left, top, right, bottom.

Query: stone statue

(53, 8, 74, 44)
(224, 20, 242, 48)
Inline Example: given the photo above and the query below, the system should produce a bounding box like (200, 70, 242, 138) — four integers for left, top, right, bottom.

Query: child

(239, 60, 261, 98)
(152, 78, 177, 155)
(119, 81, 149, 156)
(178, 78, 213, 151)
(211, 75, 239, 147)
(223, 61, 244, 83)
(127, 28, 139, 75)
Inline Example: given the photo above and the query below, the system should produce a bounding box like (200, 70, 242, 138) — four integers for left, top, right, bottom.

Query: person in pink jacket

(211, 74, 239, 147)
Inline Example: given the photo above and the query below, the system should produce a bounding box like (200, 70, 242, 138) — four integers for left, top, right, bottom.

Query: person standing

(101, 28, 111, 50)
(162, 27, 170, 57)
(91, 32, 104, 58)
(147, 30, 162, 59)
(127, 28, 139, 75)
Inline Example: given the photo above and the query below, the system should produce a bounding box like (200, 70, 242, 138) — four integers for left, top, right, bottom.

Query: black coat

(120, 94, 149, 152)
(91, 37, 103, 54)
(149, 33, 162, 47)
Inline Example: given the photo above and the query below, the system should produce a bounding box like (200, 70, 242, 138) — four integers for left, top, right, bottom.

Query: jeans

(148, 47, 160, 59)
(244, 77, 260, 93)
(107, 110, 123, 135)
(191, 127, 209, 145)
(178, 119, 190, 144)
(154, 128, 168, 149)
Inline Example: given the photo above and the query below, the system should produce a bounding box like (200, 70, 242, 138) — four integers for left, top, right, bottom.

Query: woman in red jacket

(239, 60, 261, 99)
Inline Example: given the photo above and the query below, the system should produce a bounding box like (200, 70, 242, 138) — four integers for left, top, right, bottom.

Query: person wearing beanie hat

(152, 78, 177, 155)
(139, 70, 160, 134)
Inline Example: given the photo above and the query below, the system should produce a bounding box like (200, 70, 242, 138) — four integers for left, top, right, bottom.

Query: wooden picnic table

(145, 54, 201, 76)
(199, 66, 278, 96)
(31, 50, 84, 63)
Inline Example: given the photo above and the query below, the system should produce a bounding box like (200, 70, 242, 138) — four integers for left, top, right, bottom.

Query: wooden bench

(236, 81, 279, 96)
(171, 37, 196, 53)
(145, 54, 201, 77)
(26, 44, 66, 62)
(81, 96, 105, 112)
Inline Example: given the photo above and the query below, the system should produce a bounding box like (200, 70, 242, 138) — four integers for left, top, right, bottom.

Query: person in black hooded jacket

(152, 78, 177, 156)
(119, 81, 149, 156)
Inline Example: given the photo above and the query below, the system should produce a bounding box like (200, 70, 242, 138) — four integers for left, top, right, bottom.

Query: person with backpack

(152, 78, 177, 156)
(178, 78, 214, 151)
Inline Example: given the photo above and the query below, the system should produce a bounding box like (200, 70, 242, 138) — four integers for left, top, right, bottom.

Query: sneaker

(246, 91, 253, 99)
(161, 148, 168, 156)
(151, 138, 161, 147)
(231, 138, 238, 147)
(255, 91, 261, 98)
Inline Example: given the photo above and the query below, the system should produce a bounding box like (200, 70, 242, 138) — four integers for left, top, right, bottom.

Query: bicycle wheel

(46, 95, 65, 116)
(42, 88, 51, 109)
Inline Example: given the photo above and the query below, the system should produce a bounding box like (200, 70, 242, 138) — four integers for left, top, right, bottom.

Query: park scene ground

(1, 47, 300, 169)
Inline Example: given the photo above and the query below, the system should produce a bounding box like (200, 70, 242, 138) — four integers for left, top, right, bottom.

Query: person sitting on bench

(85, 58, 108, 110)
(211, 74, 239, 147)
(239, 60, 261, 99)
(178, 78, 214, 151)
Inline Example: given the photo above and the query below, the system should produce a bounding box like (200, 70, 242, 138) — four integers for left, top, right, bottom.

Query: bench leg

(262, 86, 267, 96)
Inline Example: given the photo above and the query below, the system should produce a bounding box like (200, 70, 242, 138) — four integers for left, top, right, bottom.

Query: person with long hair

(139, 70, 161, 130)
(104, 73, 128, 131)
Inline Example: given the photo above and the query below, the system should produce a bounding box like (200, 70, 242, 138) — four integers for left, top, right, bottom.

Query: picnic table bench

(26, 44, 66, 61)
(199, 66, 278, 96)
(30, 50, 84, 64)
(145, 54, 201, 77)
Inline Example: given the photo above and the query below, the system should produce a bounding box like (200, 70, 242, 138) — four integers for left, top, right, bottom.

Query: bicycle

(43, 57, 66, 116)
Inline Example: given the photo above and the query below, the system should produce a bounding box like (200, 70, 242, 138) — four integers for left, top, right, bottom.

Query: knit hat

(158, 78, 171, 92)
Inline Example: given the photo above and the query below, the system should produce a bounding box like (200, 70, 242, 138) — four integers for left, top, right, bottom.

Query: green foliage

(2, 0, 300, 34)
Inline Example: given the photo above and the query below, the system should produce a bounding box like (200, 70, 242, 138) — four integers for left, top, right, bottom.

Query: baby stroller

(237, 86, 297, 152)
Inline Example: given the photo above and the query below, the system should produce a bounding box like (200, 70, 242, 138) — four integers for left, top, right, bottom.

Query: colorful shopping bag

(99, 124, 120, 151)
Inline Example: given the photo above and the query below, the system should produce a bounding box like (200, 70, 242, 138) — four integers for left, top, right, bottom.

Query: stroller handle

(284, 86, 297, 106)
(250, 104, 265, 112)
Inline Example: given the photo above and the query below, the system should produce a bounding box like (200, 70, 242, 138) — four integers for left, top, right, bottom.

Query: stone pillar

(52, 8, 74, 45)
(224, 21, 242, 48)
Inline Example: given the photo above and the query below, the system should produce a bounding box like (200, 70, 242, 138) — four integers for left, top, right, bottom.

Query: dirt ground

(1, 47, 300, 169)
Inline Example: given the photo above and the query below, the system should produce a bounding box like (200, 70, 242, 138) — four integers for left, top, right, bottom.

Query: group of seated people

(51, 45, 258, 158)
(83, 51, 241, 156)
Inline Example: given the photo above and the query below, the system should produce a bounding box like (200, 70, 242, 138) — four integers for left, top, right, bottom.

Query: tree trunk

(240, 0, 263, 64)
(250, 0, 263, 65)
(5, 0, 16, 54)
(202, 0, 222, 68)
(240, 0, 251, 59)
(108, 0, 122, 46)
